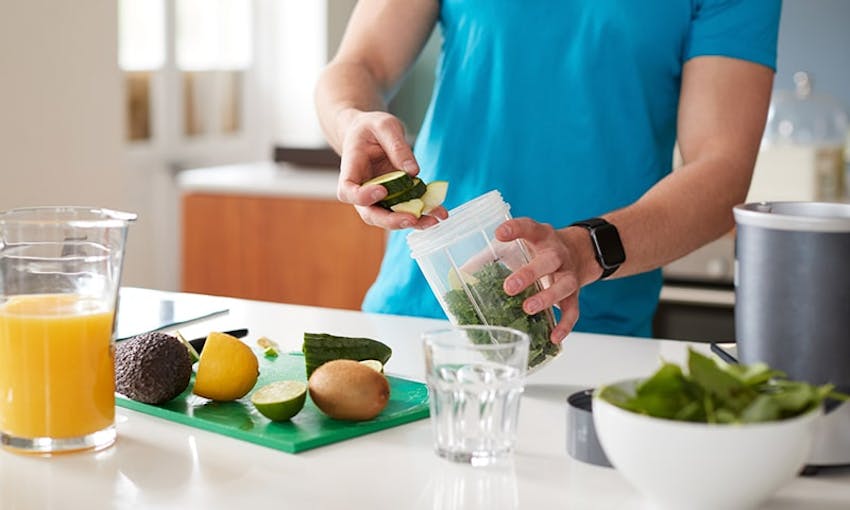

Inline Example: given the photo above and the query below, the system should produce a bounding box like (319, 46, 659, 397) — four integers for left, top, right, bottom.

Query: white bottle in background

(749, 144, 845, 203)
(747, 72, 849, 204)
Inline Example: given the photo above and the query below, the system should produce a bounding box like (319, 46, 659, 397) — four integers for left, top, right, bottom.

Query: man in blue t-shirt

(314, 1, 782, 343)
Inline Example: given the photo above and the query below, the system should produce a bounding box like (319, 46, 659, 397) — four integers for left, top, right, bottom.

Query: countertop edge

(176, 161, 340, 199)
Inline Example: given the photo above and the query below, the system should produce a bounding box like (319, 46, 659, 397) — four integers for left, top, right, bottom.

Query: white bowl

(592, 379, 821, 510)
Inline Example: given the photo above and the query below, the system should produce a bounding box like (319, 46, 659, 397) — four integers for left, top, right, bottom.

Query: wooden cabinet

(182, 193, 386, 310)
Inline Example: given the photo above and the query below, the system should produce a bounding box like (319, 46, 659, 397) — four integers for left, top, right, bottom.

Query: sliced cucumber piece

(421, 180, 449, 214)
(302, 332, 393, 378)
(447, 267, 479, 290)
(362, 170, 416, 196)
(380, 178, 427, 208)
(391, 198, 425, 218)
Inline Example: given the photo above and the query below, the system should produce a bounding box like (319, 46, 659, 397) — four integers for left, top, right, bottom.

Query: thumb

(374, 120, 419, 175)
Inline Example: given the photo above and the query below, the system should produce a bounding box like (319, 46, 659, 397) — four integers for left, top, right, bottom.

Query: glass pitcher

(0, 207, 136, 454)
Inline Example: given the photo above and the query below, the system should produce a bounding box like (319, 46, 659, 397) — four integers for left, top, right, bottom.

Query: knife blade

(187, 328, 249, 354)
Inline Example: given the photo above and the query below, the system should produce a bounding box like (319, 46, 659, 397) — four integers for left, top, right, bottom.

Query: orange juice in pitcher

(0, 294, 115, 442)
(0, 206, 135, 454)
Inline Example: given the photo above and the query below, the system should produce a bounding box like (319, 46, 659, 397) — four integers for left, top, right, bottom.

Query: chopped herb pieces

(443, 260, 558, 369)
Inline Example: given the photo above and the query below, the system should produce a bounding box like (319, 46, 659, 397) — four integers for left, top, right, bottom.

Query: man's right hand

(336, 108, 447, 230)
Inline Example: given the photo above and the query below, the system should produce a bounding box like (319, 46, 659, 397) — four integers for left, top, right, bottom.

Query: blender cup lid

(407, 190, 509, 259)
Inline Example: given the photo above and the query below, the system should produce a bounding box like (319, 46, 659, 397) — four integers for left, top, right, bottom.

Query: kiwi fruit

(308, 359, 390, 421)
(115, 332, 193, 405)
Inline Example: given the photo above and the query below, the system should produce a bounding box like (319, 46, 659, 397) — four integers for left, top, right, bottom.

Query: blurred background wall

(0, 0, 846, 290)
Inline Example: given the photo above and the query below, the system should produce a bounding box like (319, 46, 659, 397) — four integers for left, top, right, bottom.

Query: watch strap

(569, 218, 623, 280)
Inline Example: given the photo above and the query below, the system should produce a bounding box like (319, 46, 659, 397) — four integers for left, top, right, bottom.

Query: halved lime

(250, 380, 308, 421)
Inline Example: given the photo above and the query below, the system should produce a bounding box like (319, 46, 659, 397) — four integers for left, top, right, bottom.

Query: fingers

(338, 149, 387, 206)
(352, 184, 446, 230)
(372, 118, 419, 175)
(552, 292, 579, 343)
(504, 249, 556, 296)
(519, 264, 579, 313)
(495, 217, 553, 244)
(412, 212, 444, 230)
(357, 205, 415, 229)
(494, 217, 581, 343)
(356, 206, 440, 230)
(424, 205, 449, 221)
(337, 112, 419, 209)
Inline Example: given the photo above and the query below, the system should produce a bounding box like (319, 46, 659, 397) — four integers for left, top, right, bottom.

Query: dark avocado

(115, 332, 193, 405)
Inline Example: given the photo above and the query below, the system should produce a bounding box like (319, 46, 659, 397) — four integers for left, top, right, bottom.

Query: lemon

(251, 380, 308, 421)
(192, 331, 259, 401)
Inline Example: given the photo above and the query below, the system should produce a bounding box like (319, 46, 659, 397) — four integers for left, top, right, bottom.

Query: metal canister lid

(734, 202, 850, 233)
(566, 389, 611, 468)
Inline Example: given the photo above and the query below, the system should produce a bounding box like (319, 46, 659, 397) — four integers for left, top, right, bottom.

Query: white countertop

(2, 289, 847, 509)
(177, 161, 339, 199)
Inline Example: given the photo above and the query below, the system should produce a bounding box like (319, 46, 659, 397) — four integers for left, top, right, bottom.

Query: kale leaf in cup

(443, 260, 559, 369)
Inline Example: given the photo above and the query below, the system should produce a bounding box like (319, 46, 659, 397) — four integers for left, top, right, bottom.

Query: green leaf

(636, 362, 685, 394)
(597, 385, 633, 408)
(601, 347, 849, 423)
(688, 350, 756, 413)
(443, 260, 555, 369)
(632, 363, 699, 419)
(740, 394, 781, 423)
(702, 393, 717, 423)
(688, 350, 744, 396)
(715, 408, 739, 424)
(674, 400, 705, 422)
(741, 363, 785, 386)
(767, 382, 815, 413)
(819, 385, 847, 402)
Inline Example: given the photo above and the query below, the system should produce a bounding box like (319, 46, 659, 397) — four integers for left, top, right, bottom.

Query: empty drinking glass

(422, 325, 529, 466)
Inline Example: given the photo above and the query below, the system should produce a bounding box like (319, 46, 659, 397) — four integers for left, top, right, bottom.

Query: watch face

(591, 225, 626, 269)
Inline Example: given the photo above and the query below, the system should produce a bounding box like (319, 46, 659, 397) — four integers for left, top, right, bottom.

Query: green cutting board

(115, 351, 430, 453)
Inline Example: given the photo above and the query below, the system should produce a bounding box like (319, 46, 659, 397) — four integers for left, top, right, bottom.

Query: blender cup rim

(407, 190, 509, 259)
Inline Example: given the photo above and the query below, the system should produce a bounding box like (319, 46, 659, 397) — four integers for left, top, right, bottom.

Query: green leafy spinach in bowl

(591, 349, 847, 510)
(597, 348, 846, 424)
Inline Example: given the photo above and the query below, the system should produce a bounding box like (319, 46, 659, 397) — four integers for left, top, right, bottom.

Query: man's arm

(598, 56, 774, 279)
(315, 0, 438, 153)
(314, 0, 441, 228)
(497, 56, 774, 341)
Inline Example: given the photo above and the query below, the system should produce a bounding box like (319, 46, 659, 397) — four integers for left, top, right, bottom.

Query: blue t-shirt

(363, 0, 781, 337)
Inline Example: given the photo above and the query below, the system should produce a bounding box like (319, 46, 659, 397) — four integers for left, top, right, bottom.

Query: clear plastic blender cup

(0, 206, 136, 454)
(408, 190, 560, 371)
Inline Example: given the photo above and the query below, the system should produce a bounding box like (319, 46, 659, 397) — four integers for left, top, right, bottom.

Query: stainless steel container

(734, 201, 850, 466)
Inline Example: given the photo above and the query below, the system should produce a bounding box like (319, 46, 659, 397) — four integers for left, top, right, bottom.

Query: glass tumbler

(423, 325, 530, 466)
(0, 207, 136, 454)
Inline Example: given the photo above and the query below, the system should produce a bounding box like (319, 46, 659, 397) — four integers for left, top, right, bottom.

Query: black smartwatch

(569, 218, 626, 280)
